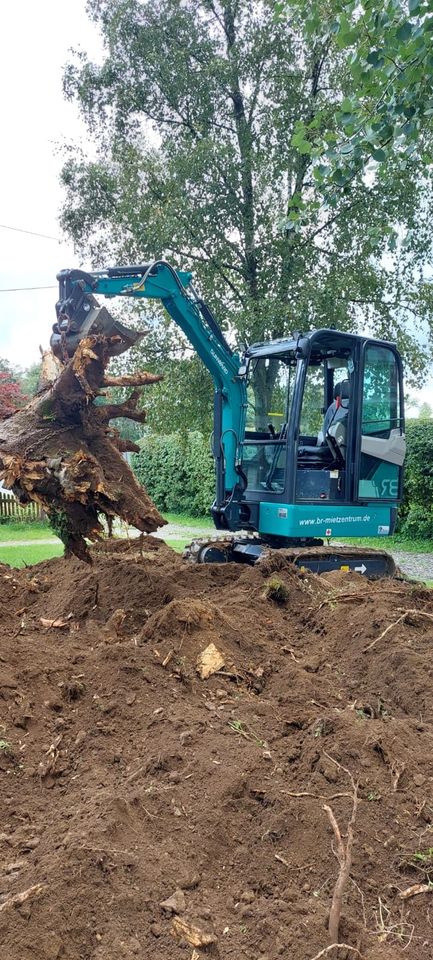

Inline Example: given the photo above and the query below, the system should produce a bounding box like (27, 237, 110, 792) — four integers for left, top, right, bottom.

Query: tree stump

(0, 335, 165, 561)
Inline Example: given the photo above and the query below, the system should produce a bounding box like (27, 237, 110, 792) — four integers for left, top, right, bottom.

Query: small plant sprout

(262, 577, 290, 604)
(228, 719, 265, 748)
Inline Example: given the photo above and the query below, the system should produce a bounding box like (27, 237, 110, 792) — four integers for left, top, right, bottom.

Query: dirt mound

(0, 541, 433, 959)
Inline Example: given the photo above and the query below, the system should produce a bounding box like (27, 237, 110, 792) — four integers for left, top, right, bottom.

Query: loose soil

(1, 539, 433, 959)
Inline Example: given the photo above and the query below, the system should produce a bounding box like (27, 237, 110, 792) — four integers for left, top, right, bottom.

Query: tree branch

(96, 388, 148, 424)
(279, 38, 333, 305)
(308, 947, 365, 960)
(222, 3, 258, 301)
(102, 371, 163, 387)
(300, 199, 362, 249)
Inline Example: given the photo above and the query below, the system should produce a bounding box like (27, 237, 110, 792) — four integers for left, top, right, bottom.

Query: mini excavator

(52, 261, 406, 576)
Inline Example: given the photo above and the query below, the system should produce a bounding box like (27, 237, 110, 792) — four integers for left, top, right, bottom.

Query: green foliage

(60, 0, 433, 398)
(105, 308, 214, 438)
(400, 505, 433, 539)
(287, 0, 433, 183)
(133, 431, 215, 516)
(0, 358, 27, 418)
(0, 514, 47, 527)
(0, 520, 51, 536)
(47, 509, 72, 552)
(399, 419, 433, 538)
(18, 362, 42, 398)
(405, 418, 433, 505)
(262, 576, 290, 604)
(418, 401, 433, 419)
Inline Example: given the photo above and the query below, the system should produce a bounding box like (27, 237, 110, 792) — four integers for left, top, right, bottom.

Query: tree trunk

(0, 335, 165, 562)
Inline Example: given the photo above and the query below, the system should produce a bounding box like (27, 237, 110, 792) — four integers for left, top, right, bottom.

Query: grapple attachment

(51, 269, 143, 362)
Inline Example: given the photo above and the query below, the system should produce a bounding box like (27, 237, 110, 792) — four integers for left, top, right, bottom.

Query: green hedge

(404, 419, 433, 506)
(132, 431, 215, 517)
(399, 419, 433, 539)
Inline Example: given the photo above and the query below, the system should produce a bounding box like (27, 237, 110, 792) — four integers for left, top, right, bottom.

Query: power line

(0, 223, 60, 242)
(0, 285, 57, 292)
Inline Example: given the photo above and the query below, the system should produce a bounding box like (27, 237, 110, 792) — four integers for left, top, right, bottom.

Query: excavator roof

(246, 328, 397, 361)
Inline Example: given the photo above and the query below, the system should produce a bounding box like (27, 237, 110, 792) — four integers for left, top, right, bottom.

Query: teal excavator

(52, 260, 405, 576)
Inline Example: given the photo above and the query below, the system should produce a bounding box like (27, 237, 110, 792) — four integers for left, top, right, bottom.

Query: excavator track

(183, 531, 260, 564)
(183, 534, 398, 578)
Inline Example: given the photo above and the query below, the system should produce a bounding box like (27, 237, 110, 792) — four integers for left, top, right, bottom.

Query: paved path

(0, 538, 59, 547)
(391, 551, 433, 580)
(154, 524, 212, 541)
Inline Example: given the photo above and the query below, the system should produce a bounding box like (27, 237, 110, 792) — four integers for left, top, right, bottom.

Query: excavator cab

(213, 330, 405, 562)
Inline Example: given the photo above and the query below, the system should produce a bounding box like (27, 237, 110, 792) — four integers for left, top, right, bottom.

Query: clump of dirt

(0, 539, 432, 959)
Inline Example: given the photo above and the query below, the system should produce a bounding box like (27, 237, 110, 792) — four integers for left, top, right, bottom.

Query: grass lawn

(1, 536, 432, 578)
(1, 513, 431, 568)
(166, 539, 190, 553)
(339, 535, 433, 553)
(0, 539, 189, 567)
(0, 521, 56, 541)
(0, 543, 64, 567)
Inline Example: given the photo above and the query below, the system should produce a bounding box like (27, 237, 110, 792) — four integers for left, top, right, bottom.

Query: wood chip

(399, 882, 433, 900)
(40, 614, 72, 629)
(196, 643, 225, 680)
(0, 883, 47, 913)
(171, 916, 217, 947)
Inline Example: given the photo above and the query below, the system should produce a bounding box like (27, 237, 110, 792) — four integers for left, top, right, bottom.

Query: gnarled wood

(0, 335, 165, 562)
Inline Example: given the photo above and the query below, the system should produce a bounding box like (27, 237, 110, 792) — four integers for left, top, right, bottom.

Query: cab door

(356, 342, 405, 504)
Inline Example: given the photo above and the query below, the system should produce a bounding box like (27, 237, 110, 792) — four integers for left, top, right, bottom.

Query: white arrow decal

(354, 563, 367, 574)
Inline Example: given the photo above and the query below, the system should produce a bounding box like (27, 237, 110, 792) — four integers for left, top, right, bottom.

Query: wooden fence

(0, 492, 43, 521)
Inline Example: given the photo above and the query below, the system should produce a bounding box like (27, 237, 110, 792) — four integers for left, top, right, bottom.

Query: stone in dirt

(160, 888, 186, 914)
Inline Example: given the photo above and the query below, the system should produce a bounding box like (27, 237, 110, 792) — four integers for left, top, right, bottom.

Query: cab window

(358, 345, 404, 500)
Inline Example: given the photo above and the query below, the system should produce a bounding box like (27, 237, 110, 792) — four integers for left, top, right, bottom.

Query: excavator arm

(52, 260, 246, 505)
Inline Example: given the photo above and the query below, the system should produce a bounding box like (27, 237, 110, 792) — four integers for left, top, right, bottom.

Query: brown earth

(0, 540, 433, 959)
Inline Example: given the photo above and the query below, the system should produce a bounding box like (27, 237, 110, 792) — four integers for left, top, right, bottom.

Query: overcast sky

(0, 0, 102, 368)
(0, 0, 432, 408)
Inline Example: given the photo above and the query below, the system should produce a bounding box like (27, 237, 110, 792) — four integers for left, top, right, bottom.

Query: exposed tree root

(363, 608, 433, 652)
(322, 754, 359, 945)
(308, 946, 365, 960)
(0, 335, 165, 562)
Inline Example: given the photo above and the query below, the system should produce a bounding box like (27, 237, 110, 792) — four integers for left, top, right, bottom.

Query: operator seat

(324, 380, 350, 463)
(322, 379, 350, 437)
(297, 379, 350, 466)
